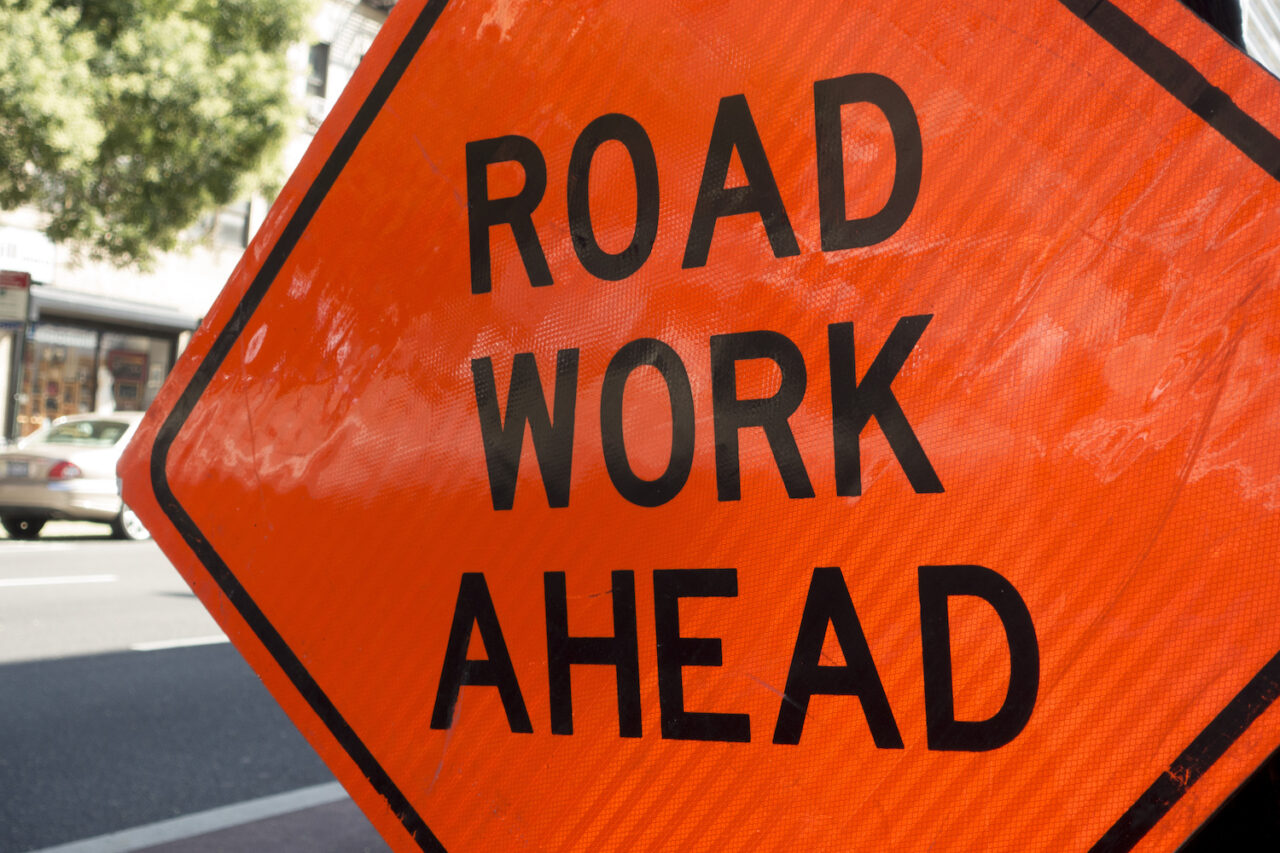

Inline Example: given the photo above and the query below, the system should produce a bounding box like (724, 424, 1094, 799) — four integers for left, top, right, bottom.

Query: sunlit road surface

(0, 523, 222, 664)
(0, 522, 386, 852)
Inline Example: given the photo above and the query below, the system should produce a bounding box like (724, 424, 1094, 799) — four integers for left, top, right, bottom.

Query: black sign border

(147, 2, 1280, 851)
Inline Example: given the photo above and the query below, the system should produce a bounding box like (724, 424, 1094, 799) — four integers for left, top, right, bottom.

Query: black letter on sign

(919, 565, 1039, 751)
(773, 567, 903, 747)
(710, 330, 814, 501)
(431, 573, 532, 733)
(472, 350, 579, 510)
(466, 135, 552, 294)
(814, 73, 922, 251)
(567, 114, 660, 281)
(545, 571, 642, 737)
(682, 94, 800, 268)
(653, 569, 750, 742)
(600, 338, 695, 507)
(829, 317, 942, 496)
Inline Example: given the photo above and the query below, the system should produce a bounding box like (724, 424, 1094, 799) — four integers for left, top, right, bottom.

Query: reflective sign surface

(120, 0, 1280, 849)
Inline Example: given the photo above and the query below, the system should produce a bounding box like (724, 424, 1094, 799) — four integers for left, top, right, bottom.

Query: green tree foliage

(0, 0, 311, 266)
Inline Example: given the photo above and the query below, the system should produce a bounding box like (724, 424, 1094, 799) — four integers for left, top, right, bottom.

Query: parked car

(0, 412, 149, 540)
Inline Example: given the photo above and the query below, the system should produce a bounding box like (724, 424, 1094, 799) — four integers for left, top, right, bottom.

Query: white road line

(27, 781, 348, 853)
(0, 574, 118, 587)
(129, 635, 229, 652)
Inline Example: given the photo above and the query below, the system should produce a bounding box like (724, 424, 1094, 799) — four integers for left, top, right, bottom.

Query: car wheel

(112, 504, 150, 541)
(2, 517, 46, 540)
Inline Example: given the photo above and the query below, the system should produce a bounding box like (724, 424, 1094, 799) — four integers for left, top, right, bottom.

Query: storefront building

(0, 286, 197, 440)
(0, 0, 389, 442)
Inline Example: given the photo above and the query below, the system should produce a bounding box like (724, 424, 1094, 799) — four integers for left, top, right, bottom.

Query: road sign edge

(1090, 648, 1280, 851)
(149, 1, 452, 851)
(1059, 0, 1280, 179)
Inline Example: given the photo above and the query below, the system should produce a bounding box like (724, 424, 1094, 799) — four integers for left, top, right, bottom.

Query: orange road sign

(119, 0, 1280, 849)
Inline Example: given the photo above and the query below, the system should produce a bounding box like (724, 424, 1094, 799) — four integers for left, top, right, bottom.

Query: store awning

(29, 286, 200, 335)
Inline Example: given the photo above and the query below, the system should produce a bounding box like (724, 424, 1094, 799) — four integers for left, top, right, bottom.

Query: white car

(0, 412, 149, 540)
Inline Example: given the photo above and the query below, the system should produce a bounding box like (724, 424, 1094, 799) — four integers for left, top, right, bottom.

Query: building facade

(0, 0, 391, 439)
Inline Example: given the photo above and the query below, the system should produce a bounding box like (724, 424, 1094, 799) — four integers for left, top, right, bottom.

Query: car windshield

(27, 419, 130, 448)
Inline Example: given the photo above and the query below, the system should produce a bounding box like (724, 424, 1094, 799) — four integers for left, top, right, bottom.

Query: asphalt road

(0, 524, 343, 852)
(0, 528, 220, 665)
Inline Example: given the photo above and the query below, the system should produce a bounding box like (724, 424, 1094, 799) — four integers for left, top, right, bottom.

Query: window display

(15, 325, 173, 436)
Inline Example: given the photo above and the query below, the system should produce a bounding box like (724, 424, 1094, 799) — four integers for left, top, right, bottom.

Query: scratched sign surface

(120, 0, 1280, 849)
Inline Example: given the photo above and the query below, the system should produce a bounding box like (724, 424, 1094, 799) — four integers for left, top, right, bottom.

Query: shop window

(307, 42, 330, 98)
(185, 201, 252, 249)
(99, 332, 171, 414)
(15, 325, 174, 436)
(215, 201, 251, 249)
(18, 325, 97, 435)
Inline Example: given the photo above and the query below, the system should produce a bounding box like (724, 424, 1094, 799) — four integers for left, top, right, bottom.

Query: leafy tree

(0, 0, 311, 267)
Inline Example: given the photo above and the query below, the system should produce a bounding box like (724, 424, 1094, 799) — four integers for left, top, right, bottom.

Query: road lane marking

(0, 574, 118, 587)
(129, 635, 229, 652)
(26, 781, 348, 853)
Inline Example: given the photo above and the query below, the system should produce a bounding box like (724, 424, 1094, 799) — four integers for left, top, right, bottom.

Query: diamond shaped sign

(120, 0, 1280, 849)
